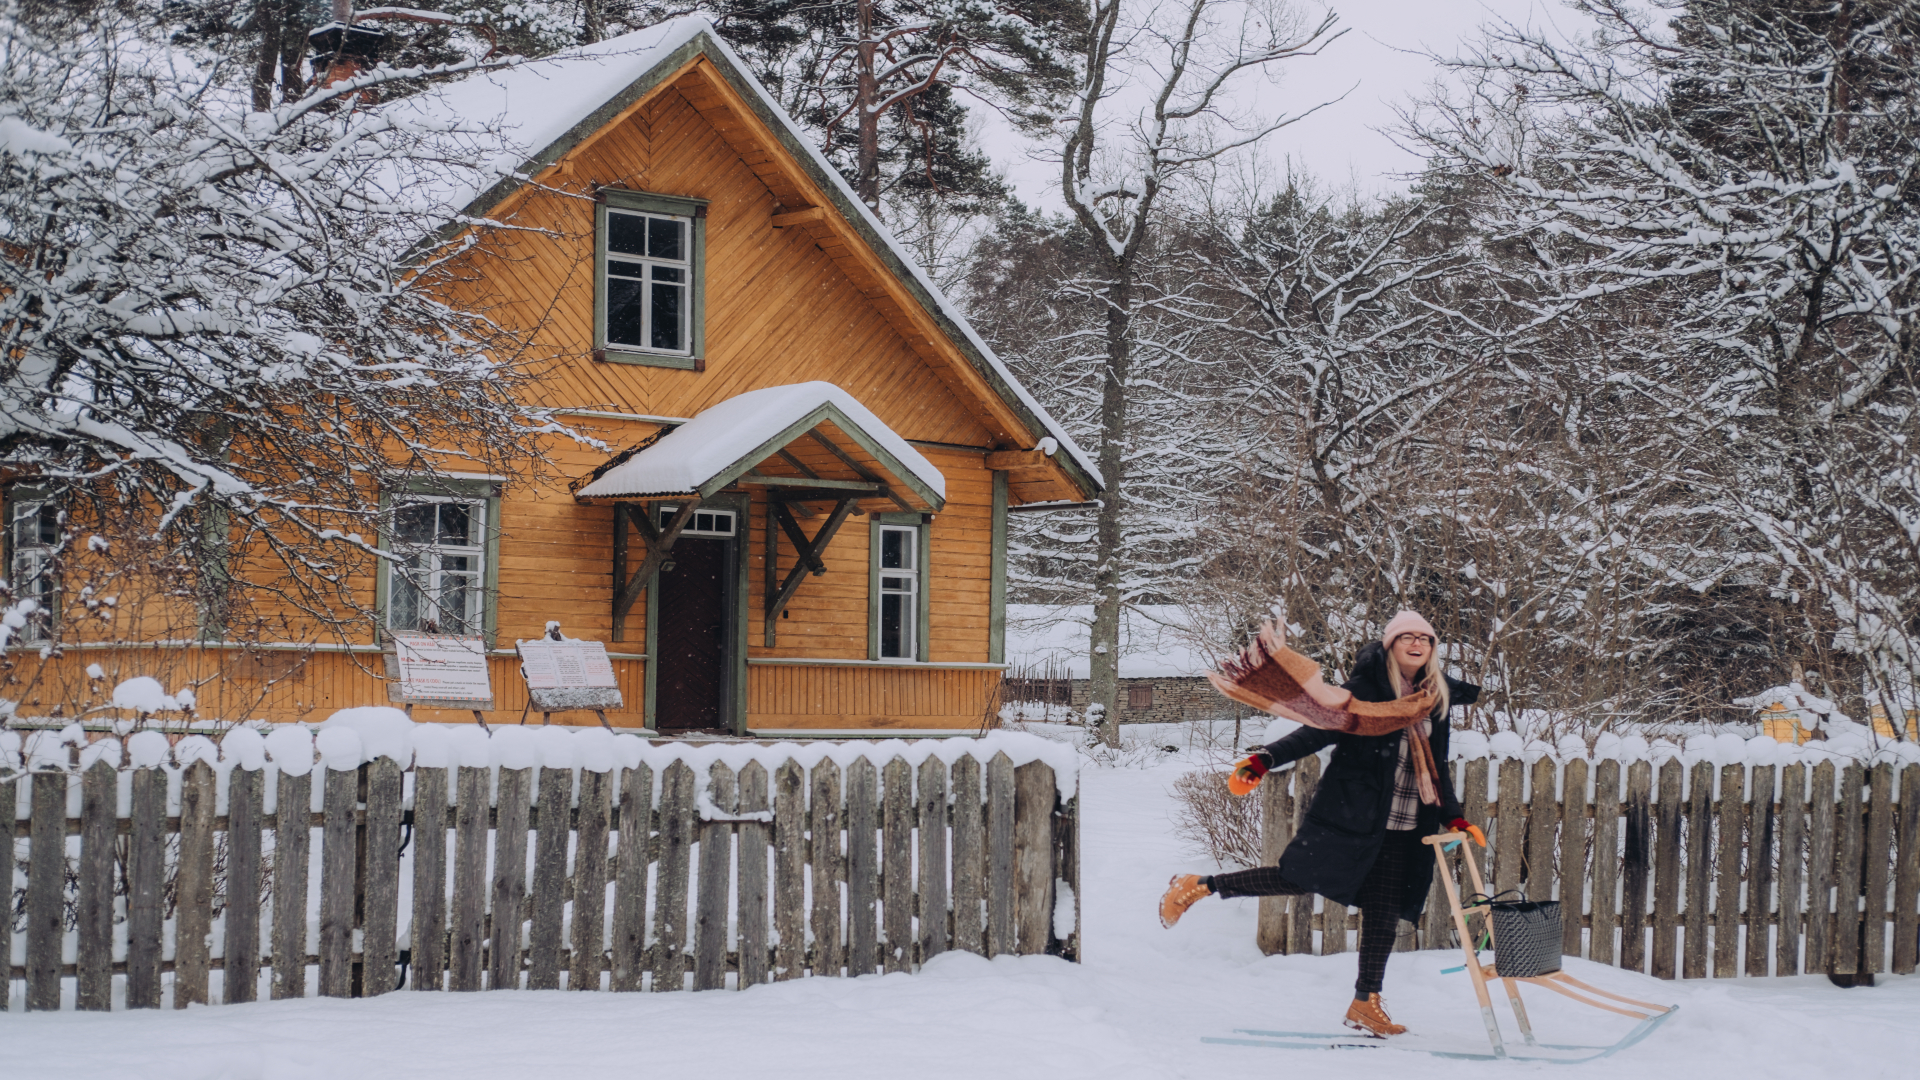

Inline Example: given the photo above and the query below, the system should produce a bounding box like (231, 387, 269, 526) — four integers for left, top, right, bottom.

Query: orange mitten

(1448, 818, 1487, 847)
(1227, 755, 1270, 796)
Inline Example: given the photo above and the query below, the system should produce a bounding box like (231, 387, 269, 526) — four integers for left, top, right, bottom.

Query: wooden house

(0, 18, 1098, 737)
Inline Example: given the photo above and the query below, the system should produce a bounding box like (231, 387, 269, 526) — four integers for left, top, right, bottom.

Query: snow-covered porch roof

(570, 382, 945, 513)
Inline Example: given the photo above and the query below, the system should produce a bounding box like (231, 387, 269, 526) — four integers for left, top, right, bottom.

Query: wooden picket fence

(4, 746, 1078, 1010)
(1255, 754, 1920, 979)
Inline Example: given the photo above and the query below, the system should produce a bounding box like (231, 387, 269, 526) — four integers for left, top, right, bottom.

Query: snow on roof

(573, 381, 944, 500)
(1005, 605, 1218, 680)
(387, 17, 1100, 493)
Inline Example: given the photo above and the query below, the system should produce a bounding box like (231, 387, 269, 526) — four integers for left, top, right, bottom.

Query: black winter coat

(1257, 642, 1480, 922)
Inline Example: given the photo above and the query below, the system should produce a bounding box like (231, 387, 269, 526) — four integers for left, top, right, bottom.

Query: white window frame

(603, 208, 693, 356)
(658, 506, 736, 538)
(6, 495, 56, 644)
(876, 524, 920, 660)
(385, 495, 488, 637)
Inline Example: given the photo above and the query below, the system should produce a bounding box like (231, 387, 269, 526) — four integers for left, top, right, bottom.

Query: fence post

(1559, 759, 1589, 959)
(76, 760, 118, 1010)
(1863, 764, 1893, 976)
(1745, 764, 1776, 978)
(362, 757, 404, 997)
(25, 770, 64, 1011)
(1714, 763, 1745, 978)
(1620, 761, 1652, 974)
(1776, 762, 1808, 976)
(1012, 761, 1055, 956)
(950, 754, 986, 957)
(175, 761, 217, 1008)
(128, 765, 169, 1008)
(1590, 759, 1621, 966)
(1288, 754, 1321, 955)
(1256, 767, 1292, 955)
(1893, 764, 1920, 975)
(225, 764, 264, 1004)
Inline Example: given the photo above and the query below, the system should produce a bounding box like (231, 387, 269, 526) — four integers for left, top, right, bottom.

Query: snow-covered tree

(0, 2, 555, 658)
(1414, 0, 1920, 733)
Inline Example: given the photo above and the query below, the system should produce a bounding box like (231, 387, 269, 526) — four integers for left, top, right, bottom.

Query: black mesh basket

(1487, 898, 1563, 978)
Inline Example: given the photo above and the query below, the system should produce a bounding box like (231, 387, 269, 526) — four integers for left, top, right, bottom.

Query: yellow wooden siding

(746, 663, 996, 730)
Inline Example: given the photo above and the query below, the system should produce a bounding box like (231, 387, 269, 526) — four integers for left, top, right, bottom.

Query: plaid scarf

(1387, 730, 1424, 830)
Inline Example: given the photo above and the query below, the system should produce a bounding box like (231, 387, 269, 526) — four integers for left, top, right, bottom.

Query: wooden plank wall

(746, 664, 995, 729)
(4, 744, 1077, 1009)
(1253, 754, 1920, 980)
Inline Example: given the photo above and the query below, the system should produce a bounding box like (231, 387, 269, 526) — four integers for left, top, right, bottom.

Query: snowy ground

(5, 726, 1915, 1080)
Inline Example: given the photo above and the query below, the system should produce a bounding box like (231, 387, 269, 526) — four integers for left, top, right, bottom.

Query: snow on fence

(1255, 751, 1920, 980)
(2, 725, 1080, 1010)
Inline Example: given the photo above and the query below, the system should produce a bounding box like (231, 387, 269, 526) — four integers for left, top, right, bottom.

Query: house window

(876, 524, 920, 660)
(388, 498, 486, 636)
(595, 190, 706, 369)
(5, 492, 57, 644)
(658, 506, 735, 537)
(1129, 685, 1154, 709)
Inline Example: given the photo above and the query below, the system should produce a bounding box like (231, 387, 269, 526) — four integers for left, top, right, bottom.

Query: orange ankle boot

(1343, 993, 1407, 1038)
(1158, 874, 1211, 928)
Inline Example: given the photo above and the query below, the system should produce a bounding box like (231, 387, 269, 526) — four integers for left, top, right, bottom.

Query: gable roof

(571, 382, 944, 511)
(390, 17, 1100, 499)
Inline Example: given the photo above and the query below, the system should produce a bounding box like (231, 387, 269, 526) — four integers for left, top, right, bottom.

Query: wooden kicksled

(1424, 830, 1677, 1059)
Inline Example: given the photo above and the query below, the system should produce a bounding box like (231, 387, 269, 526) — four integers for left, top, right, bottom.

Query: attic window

(595, 189, 707, 370)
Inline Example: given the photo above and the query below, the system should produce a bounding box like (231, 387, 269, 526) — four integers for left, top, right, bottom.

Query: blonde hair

(1387, 639, 1451, 719)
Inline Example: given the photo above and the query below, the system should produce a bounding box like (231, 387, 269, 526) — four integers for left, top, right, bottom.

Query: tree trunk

(855, 0, 882, 208)
(1088, 264, 1133, 747)
(252, 1, 285, 112)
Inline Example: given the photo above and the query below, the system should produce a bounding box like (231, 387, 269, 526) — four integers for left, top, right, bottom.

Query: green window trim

(868, 512, 931, 662)
(989, 471, 1008, 664)
(593, 188, 708, 370)
(375, 476, 504, 647)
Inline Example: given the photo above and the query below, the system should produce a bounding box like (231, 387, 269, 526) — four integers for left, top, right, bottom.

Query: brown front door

(653, 535, 729, 731)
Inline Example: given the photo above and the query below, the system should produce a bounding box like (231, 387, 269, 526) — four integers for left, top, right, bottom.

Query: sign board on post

(516, 638, 625, 729)
(385, 633, 495, 727)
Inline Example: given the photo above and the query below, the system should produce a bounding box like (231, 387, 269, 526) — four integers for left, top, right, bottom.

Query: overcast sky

(986, 0, 1591, 209)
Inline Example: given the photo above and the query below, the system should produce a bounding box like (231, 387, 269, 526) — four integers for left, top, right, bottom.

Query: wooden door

(654, 536, 729, 731)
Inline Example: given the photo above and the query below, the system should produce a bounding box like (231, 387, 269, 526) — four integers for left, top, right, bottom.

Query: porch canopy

(572, 382, 946, 638)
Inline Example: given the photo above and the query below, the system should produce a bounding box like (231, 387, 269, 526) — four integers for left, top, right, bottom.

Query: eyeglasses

(1392, 633, 1436, 647)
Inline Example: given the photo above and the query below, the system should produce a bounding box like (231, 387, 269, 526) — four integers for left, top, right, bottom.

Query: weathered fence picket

(1244, 751, 1920, 981)
(5, 737, 1078, 1010)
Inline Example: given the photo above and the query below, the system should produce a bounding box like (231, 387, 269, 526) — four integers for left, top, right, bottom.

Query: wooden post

(571, 767, 613, 991)
(270, 769, 311, 1001)
(362, 757, 404, 997)
(1863, 763, 1893, 976)
(1559, 758, 1589, 959)
(1257, 767, 1294, 955)
(1590, 759, 1621, 967)
(1746, 764, 1776, 978)
(1892, 764, 1920, 975)
(1833, 763, 1865, 976)
(844, 757, 879, 977)
(1013, 761, 1055, 956)
(882, 758, 914, 973)
(489, 766, 533, 991)
(1289, 754, 1323, 955)
(76, 760, 118, 1011)
(1493, 757, 1525, 900)
(916, 756, 951, 964)
(1619, 761, 1652, 974)
(610, 763, 655, 992)
(527, 766, 573, 990)
(693, 762, 737, 991)
(175, 761, 217, 1008)
(985, 752, 1015, 956)
(736, 761, 771, 988)
(1526, 757, 1559, 906)
(1682, 760, 1712, 980)
(808, 758, 844, 977)
(410, 765, 449, 992)
(653, 760, 696, 990)
(1714, 763, 1745, 978)
(772, 759, 807, 980)
(448, 765, 490, 991)
(25, 771, 65, 1011)
(1776, 762, 1808, 977)
(1652, 760, 1683, 979)
(127, 766, 169, 1008)
(951, 754, 986, 956)
(319, 765, 358, 997)
(1805, 760, 1838, 974)
(0, 772, 11, 1013)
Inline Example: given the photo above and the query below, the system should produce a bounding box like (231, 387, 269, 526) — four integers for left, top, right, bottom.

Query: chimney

(309, 2, 388, 93)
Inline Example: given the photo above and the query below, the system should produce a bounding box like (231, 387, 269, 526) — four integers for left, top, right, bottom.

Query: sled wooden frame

(1425, 831, 1675, 1059)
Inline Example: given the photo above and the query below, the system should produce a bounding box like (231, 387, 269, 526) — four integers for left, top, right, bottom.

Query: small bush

(1170, 769, 1264, 868)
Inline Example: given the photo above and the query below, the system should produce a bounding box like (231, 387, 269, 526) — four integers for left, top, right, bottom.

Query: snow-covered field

(5, 729, 1915, 1080)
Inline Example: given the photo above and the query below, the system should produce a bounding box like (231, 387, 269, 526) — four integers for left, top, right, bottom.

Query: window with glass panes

(877, 525, 919, 659)
(6, 494, 56, 643)
(388, 499, 485, 635)
(605, 209, 691, 354)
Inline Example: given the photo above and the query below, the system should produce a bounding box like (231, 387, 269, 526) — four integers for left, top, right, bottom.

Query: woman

(1158, 611, 1484, 1038)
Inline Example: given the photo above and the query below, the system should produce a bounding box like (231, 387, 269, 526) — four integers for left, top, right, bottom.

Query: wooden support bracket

(765, 497, 857, 633)
(771, 205, 827, 228)
(611, 499, 701, 641)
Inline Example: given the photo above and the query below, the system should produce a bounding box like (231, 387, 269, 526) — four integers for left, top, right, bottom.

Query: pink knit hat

(1381, 610, 1437, 649)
